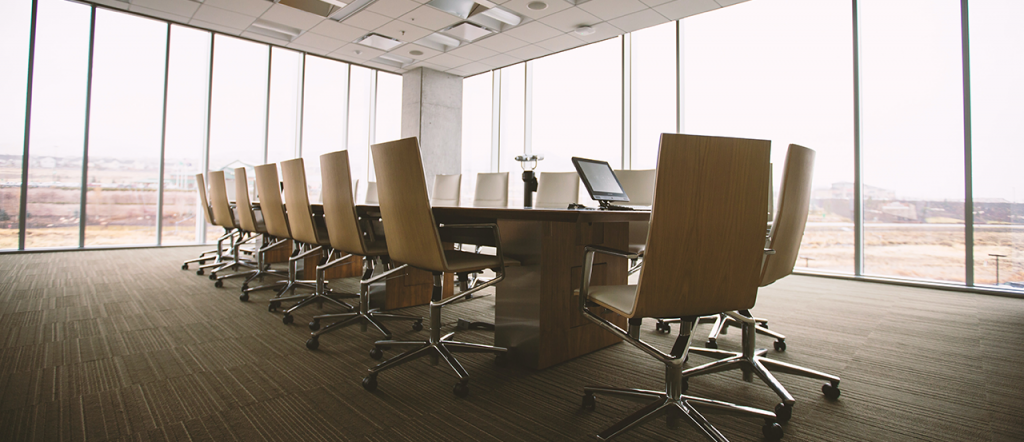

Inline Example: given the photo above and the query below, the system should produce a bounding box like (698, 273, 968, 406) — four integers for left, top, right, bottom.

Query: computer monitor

(571, 157, 630, 205)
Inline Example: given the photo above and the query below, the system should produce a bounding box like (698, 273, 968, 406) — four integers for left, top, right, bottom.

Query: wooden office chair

(682, 144, 840, 423)
(304, 150, 423, 350)
(363, 137, 508, 398)
(274, 158, 355, 325)
(534, 171, 579, 208)
(472, 172, 509, 208)
(430, 174, 462, 207)
(577, 134, 783, 441)
(204, 171, 259, 283)
(614, 168, 655, 275)
(231, 167, 289, 296)
(182, 173, 231, 273)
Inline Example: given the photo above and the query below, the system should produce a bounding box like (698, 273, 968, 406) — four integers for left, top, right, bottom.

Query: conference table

(359, 204, 651, 370)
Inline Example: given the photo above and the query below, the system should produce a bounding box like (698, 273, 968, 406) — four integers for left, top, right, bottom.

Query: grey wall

(401, 67, 463, 195)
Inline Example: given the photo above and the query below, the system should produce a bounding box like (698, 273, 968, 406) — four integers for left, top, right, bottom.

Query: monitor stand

(599, 201, 634, 211)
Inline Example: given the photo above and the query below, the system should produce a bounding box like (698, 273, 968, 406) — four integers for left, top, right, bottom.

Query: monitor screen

(572, 157, 630, 202)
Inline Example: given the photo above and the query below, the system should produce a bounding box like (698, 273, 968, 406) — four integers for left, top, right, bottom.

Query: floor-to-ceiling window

(0, 0, 33, 250)
(343, 66, 373, 199)
(968, 0, 1024, 288)
(629, 22, 676, 171)
(266, 47, 304, 166)
(301, 55, 349, 201)
(370, 71, 402, 200)
(461, 72, 493, 207)
(860, 0, 966, 283)
(498, 64, 526, 208)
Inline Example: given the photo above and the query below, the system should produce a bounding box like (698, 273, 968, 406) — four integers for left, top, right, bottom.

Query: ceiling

(84, 0, 749, 77)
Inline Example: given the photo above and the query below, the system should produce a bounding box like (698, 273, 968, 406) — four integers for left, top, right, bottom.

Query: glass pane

(370, 71, 402, 191)
(162, 26, 210, 245)
(630, 22, 676, 170)
(84, 10, 166, 246)
(498, 65, 525, 208)
(339, 65, 372, 202)
(301, 55, 348, 201)
(266, 47, 303, 165)
(461, 72, 492, 207)
(0, 0, 32, 249)
(532, 37, 622, 206)
(969, 0, 1024, 290)
(25, 0, 91, 248)
(682, 0, 854, 274)
(860, 0, 965, 283)
(207, 35, 268, 242)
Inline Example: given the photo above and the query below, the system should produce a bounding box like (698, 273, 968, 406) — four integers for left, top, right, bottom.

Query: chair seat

(443, 250, 502, 273)
(628, 244, 645, 256)
(590, 284, 638, 317)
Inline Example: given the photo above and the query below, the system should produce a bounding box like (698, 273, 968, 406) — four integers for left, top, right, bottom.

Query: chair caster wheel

(268, 301, 280, 312)
(241, 283, 248, 291)
(412, 320, 423, 332)
(309, 320, 320, 331)
(306, 337, 319, 350)
(582, 394, 596, 411)
(199, 260, 206, 266)
(705, 340, 718, 349)
(362, 375, 377, 392)
(822, 382, 841, 400)
(774, 403, 793, 423)
(209, 273, 217, 280)
(761, 322, 769, 329)
(369, 347, 383, 360)
(214, 280, 223, 288)
(282, 314, 293, 325)
(196, 269, 204, 276)
(453, 382, 469, 398)
(762, 421, 784, 440)
(239, 292, 249, 302)
(182, 264, 188, 270)
(774, 340, 786, 351)
(655, 322, 671, 334)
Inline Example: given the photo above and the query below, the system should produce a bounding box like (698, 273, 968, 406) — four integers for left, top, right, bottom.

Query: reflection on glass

(498, 65, 525, 208)
(682, 0, 854, 274)
(0, 0, 32, 249)
(969, 0, 1024, 290)
(85, 10, 166, 246)
(860, 0, 965, 283)
(302, 55, 348, 202)
(25, 0, 91, 248)
(461, 72, 492, 207)
(630, 22, 675, 170)
(371, 71, 402, 189)
(207, 35, 268, 242)
(266, 47, 303, 165)
(163, 25, 210, 245)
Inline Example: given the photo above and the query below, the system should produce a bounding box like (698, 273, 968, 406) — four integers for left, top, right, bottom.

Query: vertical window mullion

(156, 23, 171, 246)
(18, 0, 40, 251)
(852, 0, 864, 276)
(78, 6, 97, 248)
(960, 0, 974, 287)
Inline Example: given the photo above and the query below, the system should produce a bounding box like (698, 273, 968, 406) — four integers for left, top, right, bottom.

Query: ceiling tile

(342, 9, 393, 30)
(287, 42, 327, 55)
(309, 20, 367, 42)
(447, 61, 492, 77)
(473, 33, 528, 52)
(506, 43, 548, 60)
(241, 30, 293, 46)
(608, 8, 668, 33)
(406, 61, 451, 72)
(574, 21, 622, 43)
(716, 0, 751, 6)
(366, 0, 421, 18)
(194, 5, 258, 30)
(131, 0, 199, 18)
(478, 53, 521, 68)
(189, 19, 245, 36)
(290, 31, 346, 52)
(639, 0, 675, 6)
(447, 43, 499, 61)
(538, 7, 601, 33)
(91, 0, 129, 10)
(392, 43, 443, 61)
(501, 20, 562, 44)
(128, 5, 190, 24)
(535, 32, 584, 52)
(501, 0, 572, 21)
(653, 0, 719, 20)
(203, 0, 273, 17)
(423, 52, 471, 69)
(374, 20, 433, 43)
(578, 0, 647, 22)
(333, 43, 386, 60)
(396, 5, 463, 30)
(259, 3, 326, 30)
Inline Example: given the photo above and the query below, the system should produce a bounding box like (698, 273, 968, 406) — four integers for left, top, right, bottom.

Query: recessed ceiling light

(574, 25, 595, 36)
(528, 1, 547, 11)
(443, 22, 493, 42)
(409, 50, 424, 56)
(355, 33, 404, 51)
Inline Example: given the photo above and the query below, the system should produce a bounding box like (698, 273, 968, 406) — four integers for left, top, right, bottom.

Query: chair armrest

(585, 245, 639, 260)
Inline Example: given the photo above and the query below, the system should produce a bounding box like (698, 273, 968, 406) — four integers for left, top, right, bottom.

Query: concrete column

(402, 67, 462, 193)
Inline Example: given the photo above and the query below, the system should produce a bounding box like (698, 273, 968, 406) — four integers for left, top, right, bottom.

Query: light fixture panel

(356, 33, 405, 51)
(443, 22, 493, 42)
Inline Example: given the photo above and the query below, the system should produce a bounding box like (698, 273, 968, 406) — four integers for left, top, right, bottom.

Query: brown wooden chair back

(254, 163, 290, 240)
(632, 134, 771, 318)
(320, 150, 370, 255)
(370, 137, 448, 272)
(195, 173, 215, 225)
(234, 167, 258, 233)
(280, 158, 321, 246)
(761, 144, 815, 286)
(207, 171, 237, 229)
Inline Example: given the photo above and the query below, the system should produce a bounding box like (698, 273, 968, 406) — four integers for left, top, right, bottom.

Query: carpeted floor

(1, 246, 1022, 441)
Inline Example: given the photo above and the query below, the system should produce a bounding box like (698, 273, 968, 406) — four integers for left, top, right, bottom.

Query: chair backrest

(280, 158, 321, 246)
(632, 134, 771, 318)
(320, 150, 371, 256)
(207, 171, 237, 229)
(370, 137, 448, 272)
(195, 173, 215, 225)
(430, 174, 462, 207)
(254, 163, 291, 239)
(534, 171, 579, 208)
(365, 181, 378, 204)
(761, 144, 815, 286)
(614, 169, 655, 206)
(473, 172, 509, 208)
(233, 167, 259, 233)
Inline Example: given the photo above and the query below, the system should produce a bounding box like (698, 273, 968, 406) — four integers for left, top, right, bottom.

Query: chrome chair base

(656, 312, 784, 351)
